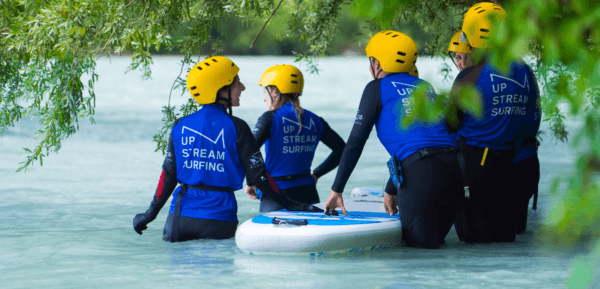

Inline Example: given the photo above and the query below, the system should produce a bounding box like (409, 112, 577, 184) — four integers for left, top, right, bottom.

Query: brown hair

(267, 86, 303, 134)
(216, 75, 240, 109)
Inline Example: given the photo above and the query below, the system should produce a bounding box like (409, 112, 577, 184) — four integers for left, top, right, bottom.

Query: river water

(0, 56, 589, 288)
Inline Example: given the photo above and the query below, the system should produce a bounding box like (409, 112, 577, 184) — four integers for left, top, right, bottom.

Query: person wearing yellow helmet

(244, 64, 346, 212)
(132, 56, 322, 242)
(448, 31, 473, 71)
(448, 2, 541, 242)
(324, 30, 464, 248)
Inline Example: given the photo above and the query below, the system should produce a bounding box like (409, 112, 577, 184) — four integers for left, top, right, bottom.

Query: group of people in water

(133, 2, 541, 248)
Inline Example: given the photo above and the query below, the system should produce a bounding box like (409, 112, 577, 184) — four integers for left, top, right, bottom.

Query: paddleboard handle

(325, 209, 339, 216)
(271, 217, 308, 226)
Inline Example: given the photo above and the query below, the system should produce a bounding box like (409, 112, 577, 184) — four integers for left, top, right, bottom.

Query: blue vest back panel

(461, 62, 536, 150)
(376, 73, 456, 161)
(169, 104, 244, 221)
(265, 103, 324, 189)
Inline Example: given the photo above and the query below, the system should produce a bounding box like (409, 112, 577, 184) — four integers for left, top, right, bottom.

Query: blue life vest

(264, 102, 324, 189)
(169, 104, 244, 221)
(377, 73, 456, 161)
(461, 62, 536, 150)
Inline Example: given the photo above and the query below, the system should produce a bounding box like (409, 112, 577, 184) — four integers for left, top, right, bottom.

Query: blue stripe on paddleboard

(251, 210, 400, 225)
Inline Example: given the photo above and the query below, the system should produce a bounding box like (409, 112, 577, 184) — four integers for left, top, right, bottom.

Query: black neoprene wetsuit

(449, 60, 540, 242)
(253, 110, 346, 212)
(331, 79, 464, 248)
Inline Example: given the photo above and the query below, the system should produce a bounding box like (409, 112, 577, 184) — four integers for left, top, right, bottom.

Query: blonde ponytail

(291, 96, 303, 134)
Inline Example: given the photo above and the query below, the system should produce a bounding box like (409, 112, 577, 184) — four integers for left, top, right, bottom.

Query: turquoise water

(0, 56, 586, 288)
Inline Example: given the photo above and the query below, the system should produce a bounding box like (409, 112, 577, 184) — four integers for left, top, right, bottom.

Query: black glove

(133, 202, 160, 235)
(133, 213, 152, 235)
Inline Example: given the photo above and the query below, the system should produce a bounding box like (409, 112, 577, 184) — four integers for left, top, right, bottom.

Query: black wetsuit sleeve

(252, 111, 275, 147)
(385, 177, 397, 195)
(312, 117, 346, 178)
(331, 79, 382, 193)
(144, 118, 183, 220)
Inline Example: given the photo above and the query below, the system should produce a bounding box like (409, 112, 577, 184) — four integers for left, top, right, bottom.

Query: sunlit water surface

(0, 56, 590, 288)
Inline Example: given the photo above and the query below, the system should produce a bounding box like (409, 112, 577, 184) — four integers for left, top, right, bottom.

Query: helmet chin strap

(369, 58, 382, 80)
(449, 52, 459, 71)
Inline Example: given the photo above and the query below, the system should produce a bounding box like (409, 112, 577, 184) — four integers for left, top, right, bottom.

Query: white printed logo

(181, 126, 226, 149)
(249, 151, 265, 169)
(282, 117, 316, 130)
(490, 74, 530, 91)
(391, 82, 435, 93)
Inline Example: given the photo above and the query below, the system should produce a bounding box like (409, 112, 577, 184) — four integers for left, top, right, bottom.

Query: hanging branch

(125, 0, 136, 8)
(425, 3, 455, 30)
(167, 58, 188, 109)
(224, 16, 238, 54)
(249, 0, 285, 48)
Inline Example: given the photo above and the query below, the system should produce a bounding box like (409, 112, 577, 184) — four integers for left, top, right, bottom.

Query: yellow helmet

(448, 31, 473, 54)
(462, 2, 506, 48)
(186, 56, 239, 105)
(409, 65, 419, 78)
(259, 64, 304, 94)
(365, 30, 418, 73)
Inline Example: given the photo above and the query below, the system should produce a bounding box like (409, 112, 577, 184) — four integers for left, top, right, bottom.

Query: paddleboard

(235, 210, 401, 256)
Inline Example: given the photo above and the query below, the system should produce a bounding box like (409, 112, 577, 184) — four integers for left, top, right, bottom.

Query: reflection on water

(0, 56, 587, 289)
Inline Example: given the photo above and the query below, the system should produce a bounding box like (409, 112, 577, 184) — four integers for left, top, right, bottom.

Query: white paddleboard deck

(236, 210, 401, 256)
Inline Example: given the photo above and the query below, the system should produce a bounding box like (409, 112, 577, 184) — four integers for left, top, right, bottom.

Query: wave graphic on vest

(282, 117, 318, 154)
(180, 126, 226, 172)
(282, 116, 316, 130)
(490, 73, 530, 91)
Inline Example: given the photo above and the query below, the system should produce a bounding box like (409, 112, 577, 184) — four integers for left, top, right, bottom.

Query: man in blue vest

(324, 31, 464, 248)
(449, 3, 541, 242)
(133, 56, 322, 242)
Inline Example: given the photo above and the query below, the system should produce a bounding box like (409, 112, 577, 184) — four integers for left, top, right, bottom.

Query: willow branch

(224, 16, 238, 54)
(249, 0, 284, 49)
(96, 27, 118, 60)
(168, 58, 187, 108)
(125, 0, 136, 8)
(425, 3, 455, 30)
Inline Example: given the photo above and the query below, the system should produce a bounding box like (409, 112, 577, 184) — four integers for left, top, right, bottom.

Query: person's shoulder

(362, 79, 382, 96)
(300, 107, 317, 118)
(228, 114, 249, 127)
(258, 110, 276, 120)
(173, 116, 186, 127)
(365, 78, 381, 89)
(456, 65, 477, 80)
